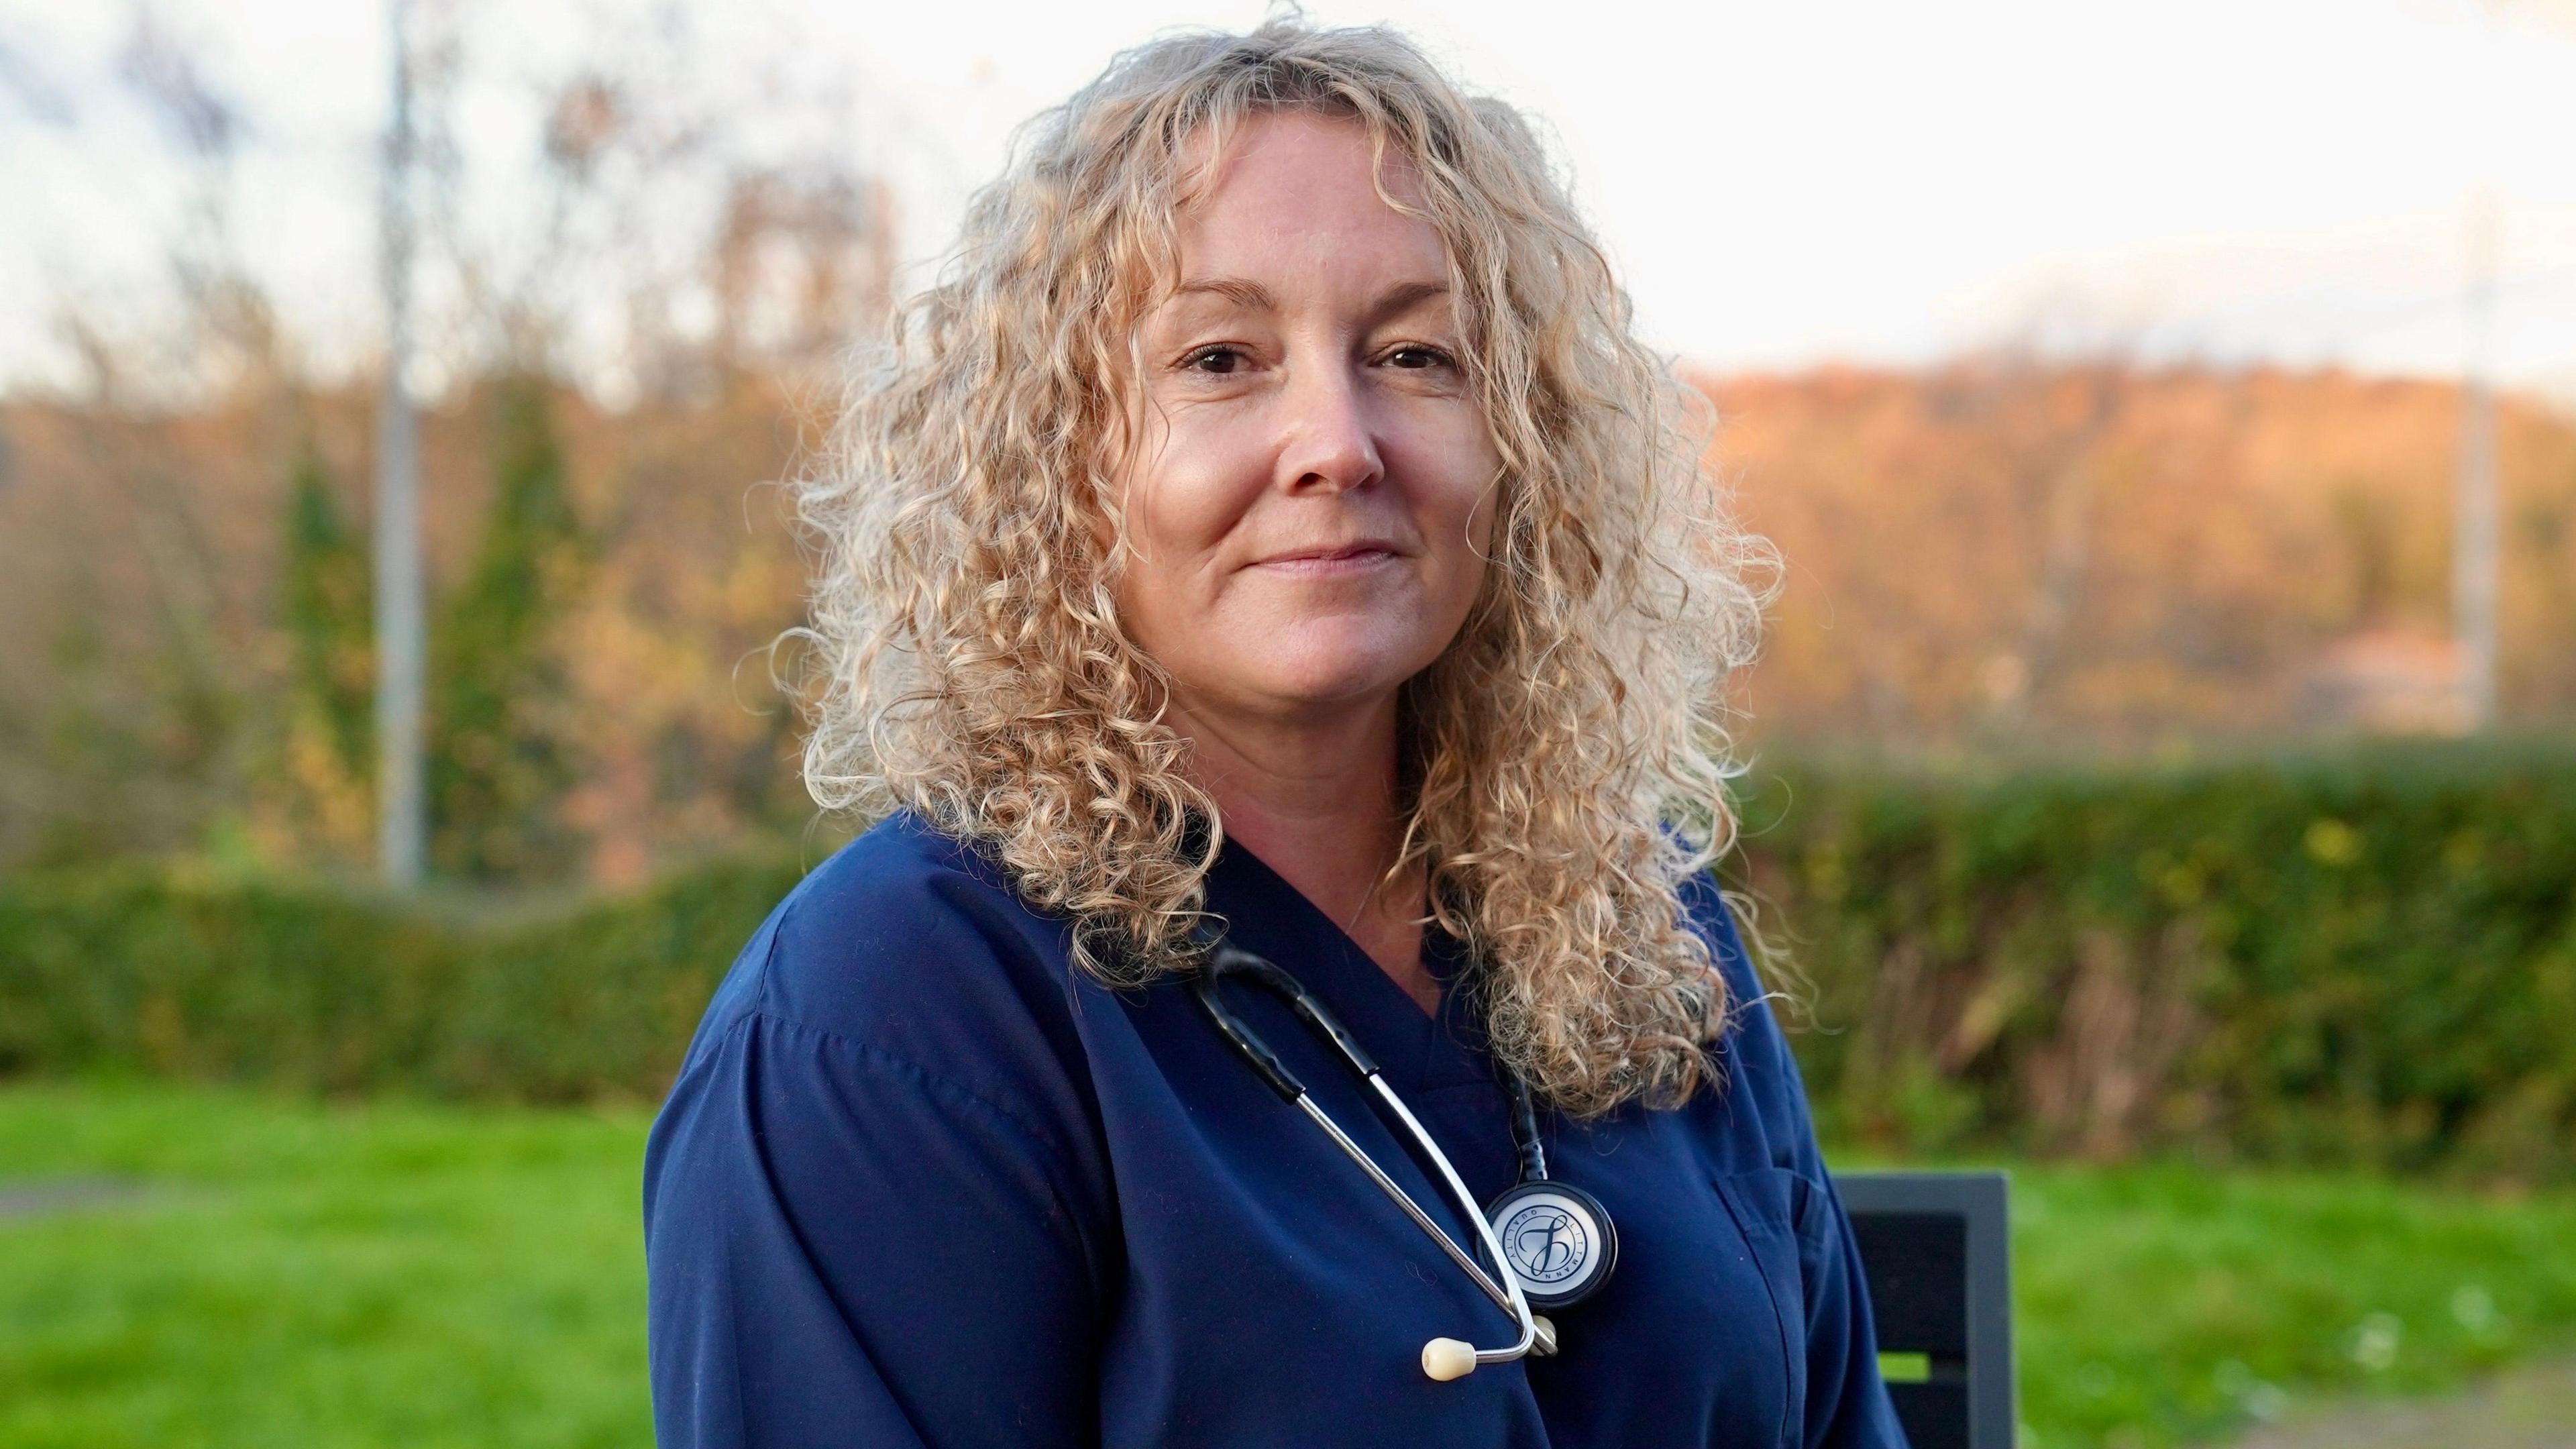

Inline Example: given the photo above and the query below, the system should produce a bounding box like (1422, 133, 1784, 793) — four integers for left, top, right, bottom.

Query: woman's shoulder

(1674, 864, 1761, 1011)
(1672, 863, 1821, 1151)
(682, 808, 1093, 1104)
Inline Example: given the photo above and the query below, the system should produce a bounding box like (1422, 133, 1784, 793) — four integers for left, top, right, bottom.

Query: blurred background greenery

(5, 2, 2576, 1447)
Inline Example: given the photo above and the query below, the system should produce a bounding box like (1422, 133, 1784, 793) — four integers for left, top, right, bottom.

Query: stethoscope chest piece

(1483, 1177, 1618, 1310)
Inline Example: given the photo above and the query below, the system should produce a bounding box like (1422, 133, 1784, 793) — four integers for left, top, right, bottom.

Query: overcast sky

(6, 0, 2575, 394)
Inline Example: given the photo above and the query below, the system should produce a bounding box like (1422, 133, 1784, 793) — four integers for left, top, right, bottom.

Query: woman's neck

(1168, 690, 1440, 1015)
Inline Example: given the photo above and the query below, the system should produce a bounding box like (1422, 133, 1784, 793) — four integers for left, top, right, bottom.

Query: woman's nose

(1274, 361, 1385, 495)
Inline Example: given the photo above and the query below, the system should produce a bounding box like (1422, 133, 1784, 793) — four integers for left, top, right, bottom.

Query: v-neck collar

(1200, 835, 1497, 1093)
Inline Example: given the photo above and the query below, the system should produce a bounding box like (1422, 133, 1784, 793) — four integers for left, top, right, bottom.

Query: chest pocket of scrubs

(1712, 1166, 1835, 1449)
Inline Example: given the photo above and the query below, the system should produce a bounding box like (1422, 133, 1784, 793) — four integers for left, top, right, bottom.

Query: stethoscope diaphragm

(1483, 1177, 1619, 1310)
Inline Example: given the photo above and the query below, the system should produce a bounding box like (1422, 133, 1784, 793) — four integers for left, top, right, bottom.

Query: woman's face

(1111, 110, 1499, 731)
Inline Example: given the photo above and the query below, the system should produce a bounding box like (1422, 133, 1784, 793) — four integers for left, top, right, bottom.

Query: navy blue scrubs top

(644, 810, 1907, 1448)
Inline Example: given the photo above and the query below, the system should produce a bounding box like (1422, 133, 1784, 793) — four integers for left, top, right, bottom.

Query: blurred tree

(277, 443, 375, 855)
(2329, 482, 2399, 628)
(428, 376, 588, 880)
(1703, 363, 2576, 754)
(0, 4, 901, 881)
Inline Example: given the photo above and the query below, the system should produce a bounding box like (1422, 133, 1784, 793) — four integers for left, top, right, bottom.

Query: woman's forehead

(1158, 111, 1446, 292)
(1171, 109, 1434, 227)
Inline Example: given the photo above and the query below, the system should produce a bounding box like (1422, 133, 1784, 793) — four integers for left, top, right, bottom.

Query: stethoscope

(1188, 926, 1621, 1382)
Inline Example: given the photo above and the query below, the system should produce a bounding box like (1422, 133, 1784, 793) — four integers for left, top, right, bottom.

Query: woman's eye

(1180, 345, 1248, 375)
(1384, 345, 1455, 370)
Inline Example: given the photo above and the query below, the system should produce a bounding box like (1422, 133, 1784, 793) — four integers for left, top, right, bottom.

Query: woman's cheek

(1140, 419, 1266, 559)
(1399, 439, 1498, 572)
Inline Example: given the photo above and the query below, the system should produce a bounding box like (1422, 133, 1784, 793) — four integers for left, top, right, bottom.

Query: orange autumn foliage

(4, 358, 2571, 881)
(1696, 362, 2576, 752)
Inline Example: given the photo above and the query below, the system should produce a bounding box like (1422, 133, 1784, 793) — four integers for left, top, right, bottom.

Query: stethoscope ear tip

(1421, 1338, 1479, 1381)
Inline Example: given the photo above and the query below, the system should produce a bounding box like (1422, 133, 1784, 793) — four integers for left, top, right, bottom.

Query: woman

(645, 17, 1904, 1448)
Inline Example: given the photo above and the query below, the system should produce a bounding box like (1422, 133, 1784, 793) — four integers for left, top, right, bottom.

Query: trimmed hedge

(0, 854, 804, 1102)
(1732, 740, 2576, 1179)
(5, 741, 2572, 1177)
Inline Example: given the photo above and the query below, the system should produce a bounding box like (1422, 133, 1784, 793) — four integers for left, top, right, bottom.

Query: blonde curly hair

(791, 15, 1775, 1118)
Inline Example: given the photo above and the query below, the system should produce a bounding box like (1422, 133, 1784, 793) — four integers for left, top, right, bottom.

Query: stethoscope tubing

(1188, 930, 1544, 1367)
(1293, 1079, 1539, 1360)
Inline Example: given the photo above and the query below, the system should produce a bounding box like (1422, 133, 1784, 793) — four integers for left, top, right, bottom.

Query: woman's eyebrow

(1165, 277, 1451, 320)
(1172, 276, 1277, 311)
(1368, 279, 1450, 320)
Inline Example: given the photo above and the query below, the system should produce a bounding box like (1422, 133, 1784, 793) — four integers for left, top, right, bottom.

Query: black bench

(1836, 1171, 2015, 1449)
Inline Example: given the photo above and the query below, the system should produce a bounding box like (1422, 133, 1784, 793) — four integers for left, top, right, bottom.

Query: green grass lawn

(0, 1085, 649, 1449)
(3, 1084, 2574, 1448)
(2003, 1160, 2576, 1446)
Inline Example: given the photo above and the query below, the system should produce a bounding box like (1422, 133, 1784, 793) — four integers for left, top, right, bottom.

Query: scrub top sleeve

(643, 1008, 1104, 1449)
(1699, 883, 1913, 1449)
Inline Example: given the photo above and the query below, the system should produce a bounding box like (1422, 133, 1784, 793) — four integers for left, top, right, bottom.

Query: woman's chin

(1226, 642, 1439, 715)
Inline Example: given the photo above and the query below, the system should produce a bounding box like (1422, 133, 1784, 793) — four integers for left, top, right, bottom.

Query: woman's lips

(1251, 545, 1402, 577)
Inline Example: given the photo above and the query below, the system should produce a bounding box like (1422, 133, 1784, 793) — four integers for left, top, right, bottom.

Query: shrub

(1733, 739, 2576, 1179)
(0, 855, 804, 1102)
(6, 741, 2571, 1177)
